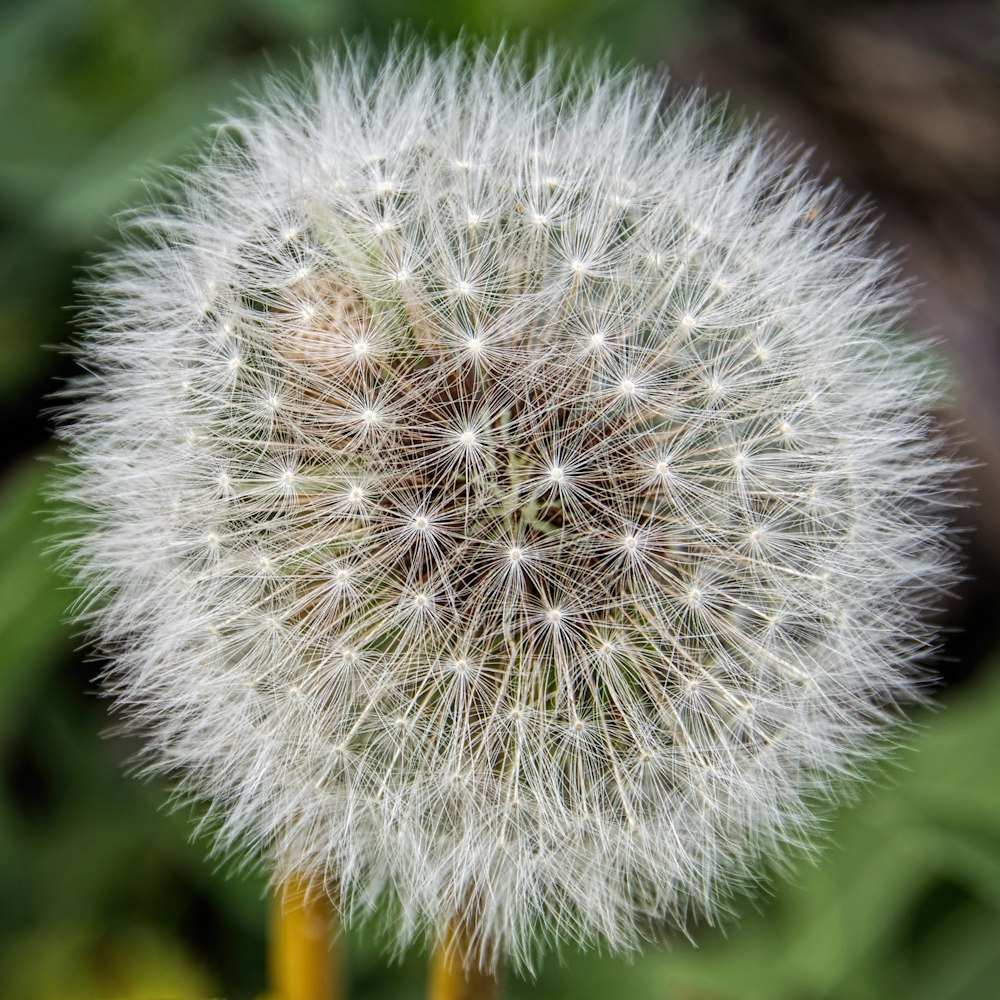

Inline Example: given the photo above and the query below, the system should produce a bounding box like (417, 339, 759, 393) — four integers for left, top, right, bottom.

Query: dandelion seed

(56, 39, 962, 975)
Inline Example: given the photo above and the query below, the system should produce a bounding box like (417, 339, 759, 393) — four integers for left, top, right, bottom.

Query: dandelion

(57, 39, 960, 985)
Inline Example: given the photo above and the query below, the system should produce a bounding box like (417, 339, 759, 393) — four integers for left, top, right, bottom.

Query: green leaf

(0, 455, 73, 743)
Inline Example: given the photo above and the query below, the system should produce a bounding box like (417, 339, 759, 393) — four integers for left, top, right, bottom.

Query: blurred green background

(3, 0, 999, 997)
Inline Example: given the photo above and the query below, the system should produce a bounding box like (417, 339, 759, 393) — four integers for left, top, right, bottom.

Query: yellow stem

(269, 873, 340, 1000)
(427, 919, 499, 1000)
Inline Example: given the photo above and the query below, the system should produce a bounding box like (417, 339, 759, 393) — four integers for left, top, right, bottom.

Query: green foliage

(0, 0, 995, 998)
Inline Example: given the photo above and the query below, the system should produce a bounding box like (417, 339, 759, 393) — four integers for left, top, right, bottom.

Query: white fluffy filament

(58, 40, 961, 973)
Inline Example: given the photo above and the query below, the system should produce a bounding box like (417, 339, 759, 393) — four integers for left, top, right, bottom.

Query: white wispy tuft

(56, 39, 961, 971)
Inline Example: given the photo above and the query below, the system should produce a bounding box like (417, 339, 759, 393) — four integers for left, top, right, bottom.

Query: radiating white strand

(55, 39, 963, 974)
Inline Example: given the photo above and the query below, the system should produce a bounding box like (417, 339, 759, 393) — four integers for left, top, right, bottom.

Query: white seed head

(57, 41, 961, 973)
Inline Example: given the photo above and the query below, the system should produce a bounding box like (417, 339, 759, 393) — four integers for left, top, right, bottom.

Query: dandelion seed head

(57, 39, 962, 973)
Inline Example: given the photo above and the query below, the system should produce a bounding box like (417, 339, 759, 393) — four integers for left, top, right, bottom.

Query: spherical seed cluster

(61, 44, 958, 969)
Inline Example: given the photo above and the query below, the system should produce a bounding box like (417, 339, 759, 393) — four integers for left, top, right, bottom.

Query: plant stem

(269, 872, 340, 1000)
(427, 919, 499, 1000)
